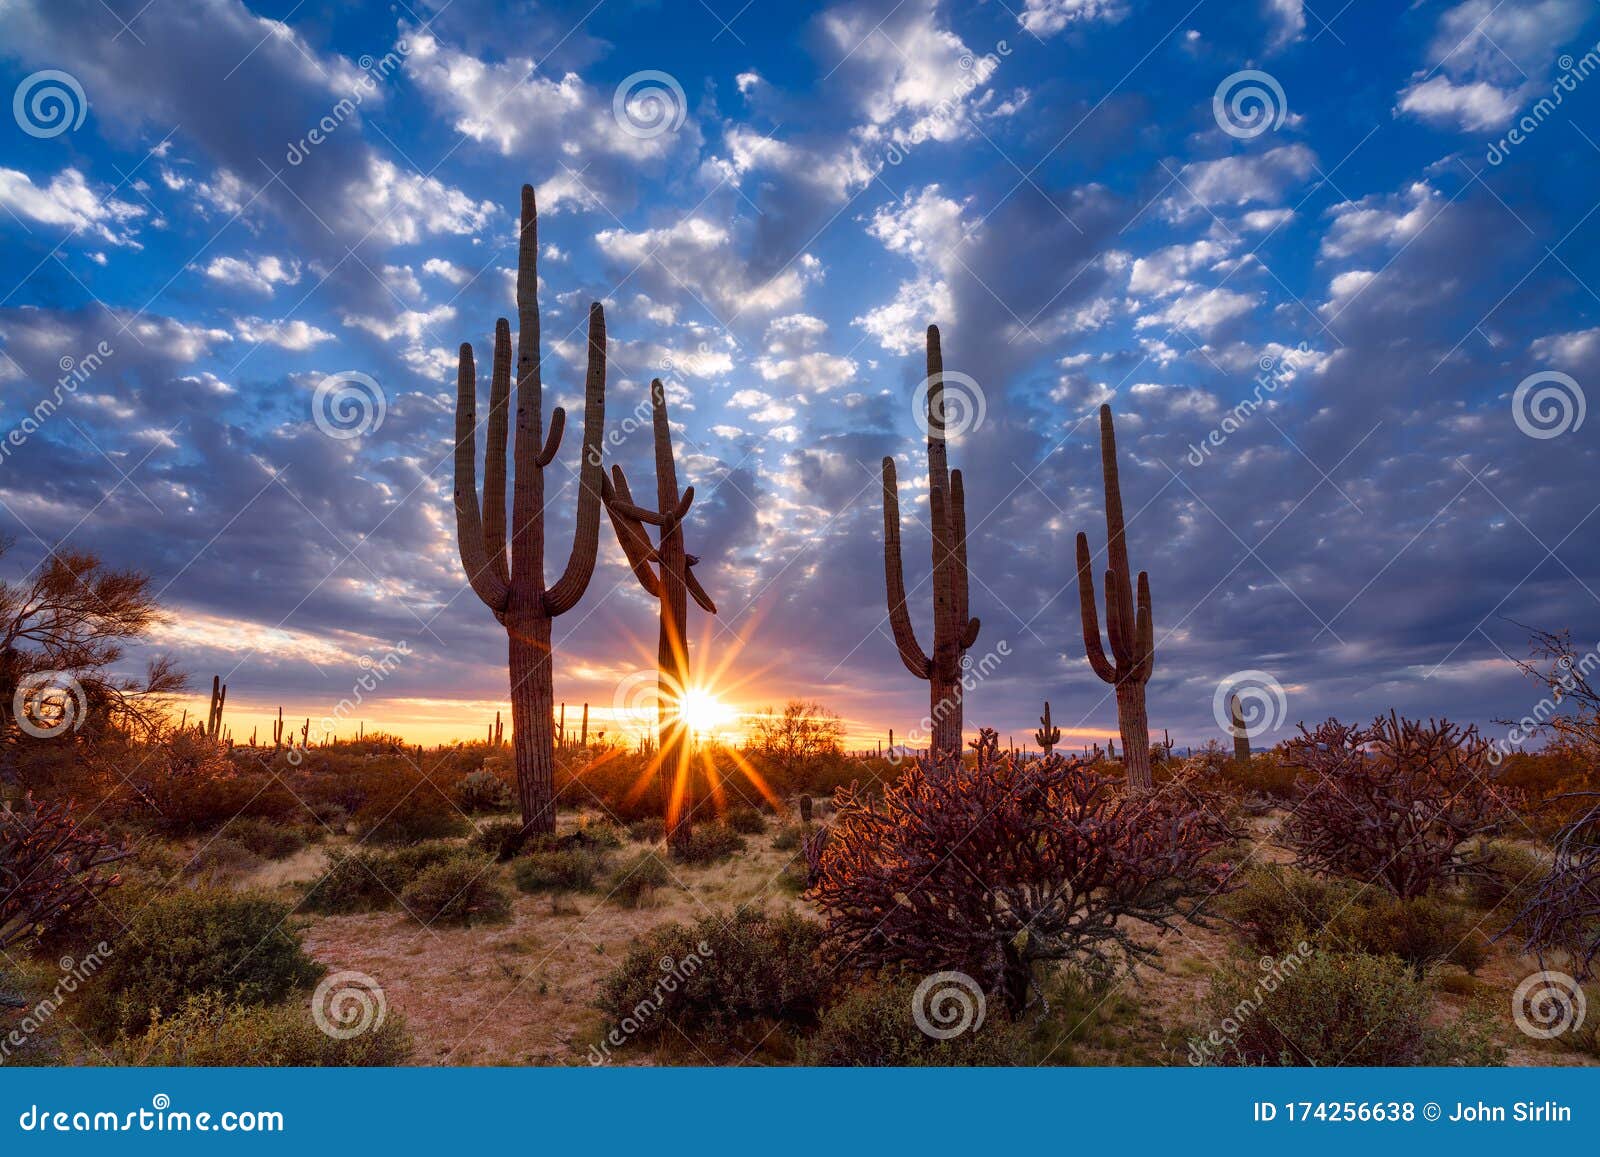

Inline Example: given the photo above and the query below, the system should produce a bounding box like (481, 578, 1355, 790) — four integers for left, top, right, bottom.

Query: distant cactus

(799, 794, 813, 825)
(204, 676, 226, 740)
(454, 185, 607, 835)
(881, 325, 980, 763)
(1034, 701, 1061, 754)
(1230, 694, 1250, 766)
(1075, 405, 1154, 790)
(601, 378, 717, 850)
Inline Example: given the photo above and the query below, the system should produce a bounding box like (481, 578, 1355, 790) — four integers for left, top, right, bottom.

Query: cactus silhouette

(881, 325, 980, 763)
(454, 184, 607, 835)
(1230, 693, 1251, 766)
(602, 378, 717, 849)
(1034, 700, 1060, 754)
(1075, 405, 1154, 790)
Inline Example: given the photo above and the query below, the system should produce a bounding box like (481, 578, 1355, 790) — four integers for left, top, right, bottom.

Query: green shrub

(670, 822, 745, 865)
(723, 806, 768, 835)
(223, 817, 308, 860)
(1464, 840, 1546, 915)
(627, 817, 665, 843)
(1197, 951, 1505, 1066)
(471, 820, 529, 862)
(568, 820, 624, 850)
(595, 908, 826, 1056)
(302, 842, 468, 914)
(1218, 864, 1359, 954)
(180, 837, 262, 884)
(801, 978, 1027, 1065)
(81, 891, 323, 1039)
(399, 858, 511, 927)
(110, 992, 412, 1066)
(455, 769, 513, 812)
(1329, 894, 1488, 976)
(772, 824, 805, 852)
(605, 852, 672, 908)
(513, 848, 606, 894)
(352, 781, 468, 844)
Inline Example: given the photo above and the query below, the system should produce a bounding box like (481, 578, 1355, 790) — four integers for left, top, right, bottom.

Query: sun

(676, 686, 735, 734)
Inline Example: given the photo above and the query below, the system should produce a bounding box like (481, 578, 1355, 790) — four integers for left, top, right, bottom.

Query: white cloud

(1128, 239, 1234, 297)
(1019, 0, 1126, 37)
(422, 258, 470, 285)
(1321, 183, 1441, 259)
(233, 317, 333, 350)
(203, 254, 302, 295)
(1395, 76, 1520, 132)
(343, 304, 457, 343)
(0, 168, 145, 246)
(1530, 326, 1600, 365)
(1168, 145, 1316, 217)
(1135, 287, 1258, 335)
(343, 157, 494, 246)
(595, 217, 819, 317)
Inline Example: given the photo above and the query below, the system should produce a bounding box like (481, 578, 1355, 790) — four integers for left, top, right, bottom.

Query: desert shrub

(221, 817, 307, 861)
(1329, 894, 1488, 976)
(595, 908, 827, 1055)
(81, 891, 323, 1039)
(0, 795, 126, 950)
(1218, 865, 1361, 955)
(471, 820, 529, 862)
(1221, 749, 1299, 800)
(302, 842, 468, 914)
(352, 776, 468, 844)
(800, 977, 1028, 1066)
(771, 824, 805, 852)
(723, 805, 768, 835)
(513, 848, 606, 894)
(604, 851, 672, 908)
(627, 817, 666, 843)
(811, 731, 1234, 1012)
(1281, 714, 1522, 897)
(455, 769, 513, 812)
(110, 992, 412, 1066)
(179, 838, 263, 885)
(670, 822, 745, 865)
(566, 819, 624, 850)
(1507, 795, 1600, 977)
(399, 858, 511, 926)
(1464, 840, 1546, 912)
(1198, 951, 1504, 1066)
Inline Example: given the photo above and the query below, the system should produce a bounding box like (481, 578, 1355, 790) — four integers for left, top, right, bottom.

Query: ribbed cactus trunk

(1231, 694, 1251, 766)
(1076, 404, 1155, 791)
(881, 326, 980, 765)
(601, 379, 717, 852)
(1035, 700, 1060, 754)
(454, 185, 607, 836)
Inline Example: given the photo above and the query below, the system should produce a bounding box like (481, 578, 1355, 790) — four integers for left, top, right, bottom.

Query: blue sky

(0, 0, 1597, 749)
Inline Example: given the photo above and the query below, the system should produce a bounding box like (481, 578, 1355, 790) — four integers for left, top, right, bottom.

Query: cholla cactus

(1076, 405, 1155, 790)
(454, 185, 607, 835)
(1034, 700, 1060, 754)
(601, 378, 717, 850)
(881, 325, 980, 762)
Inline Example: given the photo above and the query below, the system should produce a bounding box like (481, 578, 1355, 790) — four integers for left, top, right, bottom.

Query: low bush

(352, 777, 468, 845)
(513, 848, 606, 894)
(1218, 865, 1361, 954)
(222, 817, 308, 861)
(179, 838, 262, 885)
(80, 891, 323, 1039)
(110, 992, 412, 1066)
(302, 842, 468, 914)
(723, 806, 768, 835)
(455, 769, 513, 813)
(800, 978, 1027, 1066)
(1329, 894, 1488, 976)
(595, 908, 827, 1056)
(399, 858, 512, 927)
(1197, 951, 1504, 1066)
(627, 817, 665, 843)
(471, 820, 529, 862)
(1464, 841, 1546, 913)
(771, 824, 805, 852)
(669, 823, 745, 865)
(604, 852, 672, 908)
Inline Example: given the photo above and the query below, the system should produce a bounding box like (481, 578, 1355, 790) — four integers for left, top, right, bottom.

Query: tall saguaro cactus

(1230, 694, 1251, 766)
(881, 325, 980, 763)
(1035, 701, 1060, 754)
(1075, 404, 1155, 791)
(602, 380, 717, 849)
(204, 676, 226, 740)
(454, 184, 607, 835)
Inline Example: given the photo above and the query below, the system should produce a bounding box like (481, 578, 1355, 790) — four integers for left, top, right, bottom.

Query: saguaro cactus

(204, 676, 226, 740)
(1076, 404, 1155, 790)
(454, 184, 607, 835)
(1035, 701, 1060, 754)
(601, 379, 717, 849)
(881, 325, 980, 763)
(1230, 694, 1250, 766)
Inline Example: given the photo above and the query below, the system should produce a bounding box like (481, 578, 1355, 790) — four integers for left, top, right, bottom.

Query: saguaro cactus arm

(544, 302, 609, 616)
(880, 457, 932, 678)
(1074, 533, 1116, 683)
(454, 343, 510, 616)
(482, 319, 512, 588)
